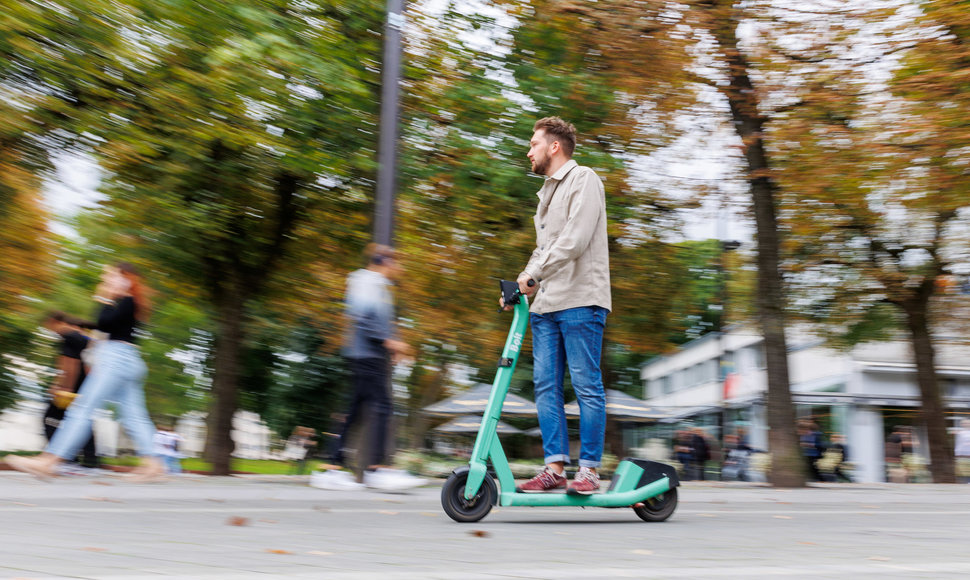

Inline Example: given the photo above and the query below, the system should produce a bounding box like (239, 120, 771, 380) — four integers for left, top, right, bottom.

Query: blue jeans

(163, 455, 182, 474)
(47, 341, 156, 459)
(531, 306, 607, 468)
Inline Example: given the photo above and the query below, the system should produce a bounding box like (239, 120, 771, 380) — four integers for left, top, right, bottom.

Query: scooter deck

(497, 458, 679, 507)
(499, 475, 672, 507)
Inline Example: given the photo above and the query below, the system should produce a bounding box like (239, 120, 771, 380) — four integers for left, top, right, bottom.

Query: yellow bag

(52, 391, 78, 410)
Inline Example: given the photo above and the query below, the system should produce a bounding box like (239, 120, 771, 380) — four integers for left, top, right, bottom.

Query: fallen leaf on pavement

(226, 516, 250, 526)
(469, 530, 489, 538)
(265, 549, 292, 555)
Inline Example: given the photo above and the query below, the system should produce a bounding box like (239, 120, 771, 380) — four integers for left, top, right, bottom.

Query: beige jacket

(522, 159, 611, 314)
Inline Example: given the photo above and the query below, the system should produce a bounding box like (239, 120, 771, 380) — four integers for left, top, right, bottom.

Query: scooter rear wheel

(633, 487, 678, 522)
(441, 467, 496, 523)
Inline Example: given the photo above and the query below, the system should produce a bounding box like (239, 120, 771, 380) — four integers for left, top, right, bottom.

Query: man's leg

(560, 306, 607, 469)
(333, 359, 370, 467)
(530, 312, 569, 469)
(515, 312, 570, 493)
(359, 357, 391, 468)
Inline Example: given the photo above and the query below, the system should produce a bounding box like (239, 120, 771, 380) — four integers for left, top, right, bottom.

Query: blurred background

(1, 0, 969, 483)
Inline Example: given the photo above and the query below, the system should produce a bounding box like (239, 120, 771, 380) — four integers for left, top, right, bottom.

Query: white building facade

(640, 326, 970, 482)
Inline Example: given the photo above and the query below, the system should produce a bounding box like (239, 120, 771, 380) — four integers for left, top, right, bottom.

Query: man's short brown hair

(533, 116, 577, 157)
(365, 243, 397, 266)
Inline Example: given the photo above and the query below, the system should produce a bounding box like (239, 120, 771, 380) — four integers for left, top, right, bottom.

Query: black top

(97, 296, 139, 343)
(59, 330, 89, 391)
(59, 330, 88, 360)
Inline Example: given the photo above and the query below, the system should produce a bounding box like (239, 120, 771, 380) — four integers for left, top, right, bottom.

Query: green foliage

(260, 322, 349, 443)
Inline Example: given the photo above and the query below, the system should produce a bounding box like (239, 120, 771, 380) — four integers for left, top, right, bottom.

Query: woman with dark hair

(5, 263, 164, 481)
(40, 311, 99, 470)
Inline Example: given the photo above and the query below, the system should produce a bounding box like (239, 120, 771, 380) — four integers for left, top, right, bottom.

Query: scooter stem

(464, 289, 530, 500)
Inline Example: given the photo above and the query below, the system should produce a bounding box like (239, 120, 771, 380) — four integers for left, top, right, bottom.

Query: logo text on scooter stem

(509, 332, 523, 353)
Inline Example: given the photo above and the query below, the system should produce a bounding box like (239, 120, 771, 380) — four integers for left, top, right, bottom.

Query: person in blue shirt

(311, 244, 425, 492)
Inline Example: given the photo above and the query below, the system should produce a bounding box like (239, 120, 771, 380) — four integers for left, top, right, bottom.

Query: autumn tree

(771, 0, 970, 483)
(0, 145, 53, 410)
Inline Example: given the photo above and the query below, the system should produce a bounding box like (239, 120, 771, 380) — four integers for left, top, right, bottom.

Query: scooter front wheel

(633, 487, 678, 522)
(441, 467, 496, 523)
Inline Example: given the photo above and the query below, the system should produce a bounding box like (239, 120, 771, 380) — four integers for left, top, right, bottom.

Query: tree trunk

(902, 297, 955, 483)
(205, 285, 246, 476)
(711, 5, 805, 487)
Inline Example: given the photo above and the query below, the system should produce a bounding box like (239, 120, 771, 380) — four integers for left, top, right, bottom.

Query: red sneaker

(516, 466, 568, 493)
(567, 467, 600, 495)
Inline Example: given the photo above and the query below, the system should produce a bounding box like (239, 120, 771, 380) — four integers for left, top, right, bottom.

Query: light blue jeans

(163, 455, 182, 474)
(531, 306, 607, 468)
(47, 341, 156, 459)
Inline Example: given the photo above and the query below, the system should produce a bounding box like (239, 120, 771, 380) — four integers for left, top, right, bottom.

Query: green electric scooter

(441, 280, 679, 523)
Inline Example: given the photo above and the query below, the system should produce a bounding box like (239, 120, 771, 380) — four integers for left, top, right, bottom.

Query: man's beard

(531, 156, 549, 176)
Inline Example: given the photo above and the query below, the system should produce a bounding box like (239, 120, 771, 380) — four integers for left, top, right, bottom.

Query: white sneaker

(309, 470, 364, 490)
(362, 468, 427, 492)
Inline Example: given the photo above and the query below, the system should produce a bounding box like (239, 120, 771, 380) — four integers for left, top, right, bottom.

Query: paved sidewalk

(2, 472, 969, 579)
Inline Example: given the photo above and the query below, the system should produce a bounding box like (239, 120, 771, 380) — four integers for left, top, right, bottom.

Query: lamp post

(373, 0, 404, 246)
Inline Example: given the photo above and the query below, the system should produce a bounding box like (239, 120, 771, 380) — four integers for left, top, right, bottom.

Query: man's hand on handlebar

(517, 273, 537, 297)
(499, 275, 537, 311)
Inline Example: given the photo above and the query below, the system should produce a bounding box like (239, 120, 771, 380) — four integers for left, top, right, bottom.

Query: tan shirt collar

(537, 159, 578, 196)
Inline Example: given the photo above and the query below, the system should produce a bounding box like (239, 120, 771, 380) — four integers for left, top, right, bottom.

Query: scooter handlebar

(498, 278, 535, 312)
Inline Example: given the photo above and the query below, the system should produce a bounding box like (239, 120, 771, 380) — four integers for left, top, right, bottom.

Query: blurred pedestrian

(153, 422, 183, 474)
(831, 433, 852, 482)
(41, 311, 100, 471)
(312, 244, 425, 492)
(798, 420, 825, 482)
(674, 429, 693, 479)
(885, 425, 906, 482)
(4, 263, 164, 481)
(820, 432, 852, 483)
(504, 116, 611, 496)
(955, 419, 970, 484)
(720, 433, 751, 482)
(690, 427, 711, 481)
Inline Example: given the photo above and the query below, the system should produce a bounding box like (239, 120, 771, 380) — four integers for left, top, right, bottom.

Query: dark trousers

(44, 402, 99, 468)
(334, 357, 391, 469)
(805, 455, 822, 482)
(693, 458, 706, 481)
